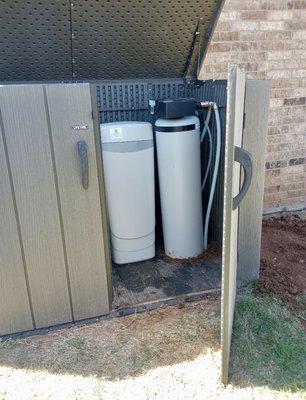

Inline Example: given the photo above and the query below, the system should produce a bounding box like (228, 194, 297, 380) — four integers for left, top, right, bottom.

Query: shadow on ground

(0, 299, 220, 381)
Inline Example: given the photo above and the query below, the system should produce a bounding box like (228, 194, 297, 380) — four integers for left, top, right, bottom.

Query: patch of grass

(230, 294, 306, 392)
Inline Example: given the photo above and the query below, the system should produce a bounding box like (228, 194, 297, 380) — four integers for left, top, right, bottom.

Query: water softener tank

(155, 116, 204, 258)
(100, 122, 155, 264)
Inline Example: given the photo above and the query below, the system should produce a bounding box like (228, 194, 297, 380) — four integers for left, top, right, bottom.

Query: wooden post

(237, 79, 270, 284)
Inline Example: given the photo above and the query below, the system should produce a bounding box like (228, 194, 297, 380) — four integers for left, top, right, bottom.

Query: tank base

(165, 246, 204, 260)
(112, 244, 155, 264)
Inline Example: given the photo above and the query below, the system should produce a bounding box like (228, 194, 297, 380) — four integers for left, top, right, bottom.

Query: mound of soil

(256, 214, 306, 312)
(163, 242, 220, 266)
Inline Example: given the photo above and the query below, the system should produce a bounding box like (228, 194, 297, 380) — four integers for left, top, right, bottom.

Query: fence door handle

(233, 146, 252, 210)
(77, 140, 89, 190)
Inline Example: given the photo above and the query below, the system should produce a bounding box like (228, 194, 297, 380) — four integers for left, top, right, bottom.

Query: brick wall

(200, 0, 306, 213)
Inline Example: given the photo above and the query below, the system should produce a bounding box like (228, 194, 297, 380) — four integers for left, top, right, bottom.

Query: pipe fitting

(199, 101, 215, 109)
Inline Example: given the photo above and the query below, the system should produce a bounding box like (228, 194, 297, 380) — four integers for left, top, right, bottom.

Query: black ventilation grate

(95, 78, 188, 122)
(94, 78, 226, 124)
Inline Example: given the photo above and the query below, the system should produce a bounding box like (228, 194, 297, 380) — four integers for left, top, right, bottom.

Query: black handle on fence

(77, 140, 89, 190)
(233, 146, 252, 210)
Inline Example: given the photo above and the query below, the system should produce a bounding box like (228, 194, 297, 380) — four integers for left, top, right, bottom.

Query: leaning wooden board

(0, 83, 111, 335)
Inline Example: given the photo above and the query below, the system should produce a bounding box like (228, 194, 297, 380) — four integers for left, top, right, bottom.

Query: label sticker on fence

(110, 127, 123, 140)
(71, 124, 89, 131)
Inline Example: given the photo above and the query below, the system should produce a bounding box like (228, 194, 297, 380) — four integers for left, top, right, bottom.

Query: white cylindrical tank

(155, 116, 204, 258)
(100, 121, 155, 264)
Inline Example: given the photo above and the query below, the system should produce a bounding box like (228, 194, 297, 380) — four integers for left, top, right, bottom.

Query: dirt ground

(0, 297, 304, 400)
(163, 242, 220, 266)
(256, 213, 306, 315)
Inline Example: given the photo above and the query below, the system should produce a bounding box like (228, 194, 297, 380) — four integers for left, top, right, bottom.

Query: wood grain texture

(45, 83, 110, 320)
(238, 79, 270, 284)
(221, 65, 245, 385)
(0, 85, 72, 328)
(0, 115, 34, 335)
(90, 85, 113, 305)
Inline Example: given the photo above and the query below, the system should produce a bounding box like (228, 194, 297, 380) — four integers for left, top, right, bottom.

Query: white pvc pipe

(201, 125, 213, 191)
(203, 104, 221, 250)
(201, 108, 213, 191)
(202, 128, 212, 191)
(200, 108, 212, 142)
